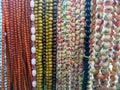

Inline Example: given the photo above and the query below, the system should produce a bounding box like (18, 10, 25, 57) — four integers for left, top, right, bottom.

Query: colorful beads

(0, 0, 120, 90)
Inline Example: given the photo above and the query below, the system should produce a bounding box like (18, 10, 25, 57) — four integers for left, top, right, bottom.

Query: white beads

(30, 0, 34, 8)
(32, 70, 36, 76)
(31, 14, 35, 21)
(31, 47, 36, 53)
(31, 35, 36, 41)
(31, 27, 35, 34)
(31, 58, 36, 65)
(32, 81, 37, 87)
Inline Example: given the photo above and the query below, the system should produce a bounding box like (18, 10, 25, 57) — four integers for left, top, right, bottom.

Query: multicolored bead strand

(109, 0, 118, 89)
(78, 0, 86, 89)
(93, 0, 104, 89)
(114, 0, 120, 89)
(30, 0, 37, 89)
(57, 0, 68, 89)
(74, 0, 82, 89)
(98, 0, 114, 89)
(57, 0, 63, 89)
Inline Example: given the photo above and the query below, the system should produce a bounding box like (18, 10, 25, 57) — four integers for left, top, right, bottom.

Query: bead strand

(56, 0, 63, 89)
(24, 0, 32, 85)
(99, 0, 114, 89)
(60, 0, 67, 89)
(13, 1, 18, 89)
(0, 0, 3, 89)
(46, 0, 52, 89)
(42, 1, 47, 89)
(78, 0, 86, 89)
(93, 0, 103, 89)
(88, 0, 96, 89)
(66, 0, 72, 89)
(35, 0, 43, 89)
(2, 1, 10, 89)
(108, 1, 118, 90)
(82, 0, 92, 89)
(52, 0, 58, 89)
(70, 0, 76, 89)
(30, 0, 37, 89)
(114, 0, 120, 89)
(74, 0, 81, 89)
(2, 1, 5, 89)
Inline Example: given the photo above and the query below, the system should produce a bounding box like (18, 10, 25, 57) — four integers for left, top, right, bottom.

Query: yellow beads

(35, 0, 43, 89)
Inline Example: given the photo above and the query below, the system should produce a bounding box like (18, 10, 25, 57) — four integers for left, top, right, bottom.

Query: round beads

(32, 81, 37, 87)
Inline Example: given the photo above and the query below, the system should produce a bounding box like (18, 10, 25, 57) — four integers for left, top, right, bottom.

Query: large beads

(30, 0, 34, 8)
(31, 14, 35, 21)
(31, 47, 36, 53)
(31, 27, 35, 34)
(32, 81, 37, 87)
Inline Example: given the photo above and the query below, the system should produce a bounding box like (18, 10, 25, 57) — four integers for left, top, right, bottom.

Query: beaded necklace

(75, 0, 81, 89)
(30, 0, 36, 89)
(52, 0, 58, 89)
(87, 0, 95, 89)
(46, 0, 53, 89)
(2, 0, 32, 89)
(70, 0, 76, 89)
(35, 0, 43, 89)
(73, 0, 81, 89)
(77, 0, 86, 89)
(57, 0, 67, 89)
(109, 2, 118, 90)
(92, 0, 104, 89)
(82, 0, 92, 89)
(0, 0, 2, 89)
(66, 0, 73, 89)
(2, 1, 9, 89)
(57, 0, 63, 89)
(43, 0, 46, 89)
(98, 0, 114, 89)
(114, 0, 120, 89)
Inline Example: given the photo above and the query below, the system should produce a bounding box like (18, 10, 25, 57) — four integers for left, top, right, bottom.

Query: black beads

(82, 0, 91, 90)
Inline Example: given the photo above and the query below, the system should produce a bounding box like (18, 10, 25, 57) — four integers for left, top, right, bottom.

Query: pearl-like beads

(30, 0, 34, 8)
(31, 14, 35, 21)
(32, 70, 36, 76)
(32, 81, 37, 87)
(31, 47, 36, 53)
(31, 58, 36, 65)
(31, 27, 35, 34)
(31, 35, 36, 41)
